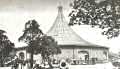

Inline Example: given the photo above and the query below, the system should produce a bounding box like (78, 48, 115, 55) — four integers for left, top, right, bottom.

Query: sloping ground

(69, 62, 116, 69)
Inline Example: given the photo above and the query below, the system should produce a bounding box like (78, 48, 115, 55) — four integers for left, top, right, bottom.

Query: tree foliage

(38, 35, 61, 60)
(69, 0, 120, 39)
(18, 19, 61, 68)
(19, 19, 43, 68)
(0, 29, 15, 66)
(19, 20, 43, 43)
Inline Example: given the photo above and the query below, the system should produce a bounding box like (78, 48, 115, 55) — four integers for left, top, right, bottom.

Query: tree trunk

(30, 52, 33, 68)
(21, 63, 22, 69)
(1, 60, 4, 67)
(1, 52, 4, 67)
(48, 57, 53, 68)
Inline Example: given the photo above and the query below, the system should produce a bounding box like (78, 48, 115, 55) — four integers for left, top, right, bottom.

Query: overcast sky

(0, 0, 120, 53)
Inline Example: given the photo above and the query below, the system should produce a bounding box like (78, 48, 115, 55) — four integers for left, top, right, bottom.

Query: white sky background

(0, 0, 120, 53)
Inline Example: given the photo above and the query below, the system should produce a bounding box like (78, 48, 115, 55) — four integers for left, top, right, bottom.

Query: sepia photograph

(0, 0, 120, 69)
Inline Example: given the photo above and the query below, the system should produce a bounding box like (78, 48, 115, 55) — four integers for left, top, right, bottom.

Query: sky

(0, 0, 120, 53)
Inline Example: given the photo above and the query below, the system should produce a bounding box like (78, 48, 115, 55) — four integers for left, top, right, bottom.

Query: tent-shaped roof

(47, 5, 108, 48)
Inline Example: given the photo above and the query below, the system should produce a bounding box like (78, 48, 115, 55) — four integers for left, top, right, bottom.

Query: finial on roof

(58, 1, 63, 12)
(58, 1, 62, 6)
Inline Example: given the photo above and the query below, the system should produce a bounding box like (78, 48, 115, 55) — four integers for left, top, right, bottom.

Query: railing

(70, 60, 107, 65)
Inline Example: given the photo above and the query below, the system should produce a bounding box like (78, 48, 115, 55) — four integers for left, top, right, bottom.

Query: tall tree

(0, 29, 15, 67)
(38, 35, 61, 63)
(69, 0, 120, 39)
(18, 20, 43, 68)
(29, 35, 61, 67)
(19, 19, 61, 68)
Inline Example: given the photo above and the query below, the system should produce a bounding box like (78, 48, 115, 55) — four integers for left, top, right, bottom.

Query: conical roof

(47, 5, 108, 48)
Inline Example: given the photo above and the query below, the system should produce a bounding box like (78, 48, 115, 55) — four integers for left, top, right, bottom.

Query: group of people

(32, 59, 69, 69)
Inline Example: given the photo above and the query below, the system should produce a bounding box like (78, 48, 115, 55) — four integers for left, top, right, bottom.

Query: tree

(19, 19, 61, 68)
(69, 0, 120, 39)
(38, 35, 61, 64)
(18, 19, 43, 68)
(29, 35, 61, 67)
(0, 29, 15, 67)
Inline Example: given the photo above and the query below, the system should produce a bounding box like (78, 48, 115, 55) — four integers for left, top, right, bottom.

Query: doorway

(78, 51, 89, 64)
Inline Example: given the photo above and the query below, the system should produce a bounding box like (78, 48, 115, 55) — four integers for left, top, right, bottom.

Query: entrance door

(78, 51, 89, 64)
